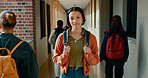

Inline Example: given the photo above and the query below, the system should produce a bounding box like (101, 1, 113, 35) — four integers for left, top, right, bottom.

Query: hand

(83, 45, 91, 53)
(63, 46, 71, 55)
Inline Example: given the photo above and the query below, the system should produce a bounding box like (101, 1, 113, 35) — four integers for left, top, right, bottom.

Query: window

(127, 0, 137, 38)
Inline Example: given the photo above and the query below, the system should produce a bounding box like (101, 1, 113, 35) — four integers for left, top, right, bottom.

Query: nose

(73, 19, 76, 22)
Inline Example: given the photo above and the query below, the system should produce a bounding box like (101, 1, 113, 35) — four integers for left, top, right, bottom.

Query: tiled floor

(39, 53, 104, 78)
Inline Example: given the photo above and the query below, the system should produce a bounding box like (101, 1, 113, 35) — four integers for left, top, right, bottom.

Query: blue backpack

(63, 28, 90, 47)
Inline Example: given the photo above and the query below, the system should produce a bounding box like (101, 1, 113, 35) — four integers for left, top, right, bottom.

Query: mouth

(73, 23, 79, 26)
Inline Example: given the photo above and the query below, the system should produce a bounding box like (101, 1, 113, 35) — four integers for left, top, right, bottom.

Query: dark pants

(60, 67, 89, 78)
(105, 62, 125, 78)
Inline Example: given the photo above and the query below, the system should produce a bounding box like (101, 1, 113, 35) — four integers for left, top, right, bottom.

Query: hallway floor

(39, 53, 54, 78)
(39, 53, 103, 78)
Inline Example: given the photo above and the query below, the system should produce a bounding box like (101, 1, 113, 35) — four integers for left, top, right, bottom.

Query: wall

(52, 0, 66, 28)
(113, 0, 127, 30)
(113, 0, 123, 17)
(34, 0, 49, 67)
(0, 0, 34, 40)
(137, 0, 148, 78)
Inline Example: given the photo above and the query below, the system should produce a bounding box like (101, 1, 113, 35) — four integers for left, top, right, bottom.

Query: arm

(123, 34, 129, 62)
(48, 29, 55, 44)
(100, 32, 108, 62)
(52, 34, 69, 66)
(84, 34, 99, 65)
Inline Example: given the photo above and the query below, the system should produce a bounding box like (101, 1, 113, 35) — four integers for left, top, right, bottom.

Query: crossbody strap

(63, 30, 69, 47)
(11, 40, 25, 54)
(84, 29, 90, 47)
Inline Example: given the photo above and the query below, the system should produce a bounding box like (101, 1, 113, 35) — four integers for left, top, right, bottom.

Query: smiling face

(69, 11, 83, 30)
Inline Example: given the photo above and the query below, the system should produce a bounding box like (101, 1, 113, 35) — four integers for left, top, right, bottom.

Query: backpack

(0, 40, 24, 78)
(63, 28, 90, 47)
(53, 28, 64, 49)
(105, 30, 124, 59)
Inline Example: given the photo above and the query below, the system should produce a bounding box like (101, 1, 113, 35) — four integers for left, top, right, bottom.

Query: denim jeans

(60, 67, 89, 78)
(52, 49, 60, 77)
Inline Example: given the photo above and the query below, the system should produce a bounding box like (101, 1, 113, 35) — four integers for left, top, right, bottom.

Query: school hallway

(1, 0, 148, 78)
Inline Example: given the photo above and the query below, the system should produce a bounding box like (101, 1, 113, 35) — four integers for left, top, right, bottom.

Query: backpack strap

(10, 40, 25, 54)
(84, 29, 90, 47)
(63, 30, 69, 47)
(63, 28, 90, 47)
(0, 48, 11, 55)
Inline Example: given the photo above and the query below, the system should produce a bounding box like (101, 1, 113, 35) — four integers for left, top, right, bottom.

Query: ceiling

(59, 0, 90, 10)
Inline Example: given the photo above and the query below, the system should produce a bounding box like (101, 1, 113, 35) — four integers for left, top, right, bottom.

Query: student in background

(52, 7, 99, 78)
(0, 11, 39, 78)
(49, 20, 64, 78)
(100, 15, 129, 78)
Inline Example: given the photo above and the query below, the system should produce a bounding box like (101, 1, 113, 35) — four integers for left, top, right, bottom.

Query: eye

(77, 17, 80, 19)
(70, 17, 74, 20)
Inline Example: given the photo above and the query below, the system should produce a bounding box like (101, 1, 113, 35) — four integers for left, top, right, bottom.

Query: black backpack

(63, 28, 90, 47)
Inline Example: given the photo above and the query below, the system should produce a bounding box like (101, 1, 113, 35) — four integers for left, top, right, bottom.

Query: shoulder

(83, 29, 96, 40)
(90, 33, 96, 39)
(105, 30, 110, 33)
(56, 33, 64, 41)
(54, 33, 64, 47)
(89, 33, 97, 43)
(17, 41, 32, 50)
(58, 33, 64, 37)
(49, 29, 56, 36)
(120, 31, 128, 37)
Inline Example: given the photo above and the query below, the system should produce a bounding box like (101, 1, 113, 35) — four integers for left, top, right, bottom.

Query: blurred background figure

(48, 20, 64, 78)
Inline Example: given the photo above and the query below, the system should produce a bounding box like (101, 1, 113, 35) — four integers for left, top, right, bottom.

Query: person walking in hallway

(0, 11, 39, 78)
(100, 15, 129, 78)
(52, 7, 99, 78)
(49, 20, 64, 78)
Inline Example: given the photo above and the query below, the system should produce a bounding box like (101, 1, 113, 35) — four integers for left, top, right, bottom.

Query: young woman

(52, 7, 99, 78)
(0, 11, 39, 78)
(100, 15, 129, 78)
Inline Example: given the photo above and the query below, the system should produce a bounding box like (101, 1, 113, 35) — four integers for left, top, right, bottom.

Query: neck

(71, 28, 82, 35)
(2, 28, 14, 34)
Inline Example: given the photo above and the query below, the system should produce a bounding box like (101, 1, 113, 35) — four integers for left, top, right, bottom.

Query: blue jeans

(60, 67, 89, 78)
(52, 49, 60, 77)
